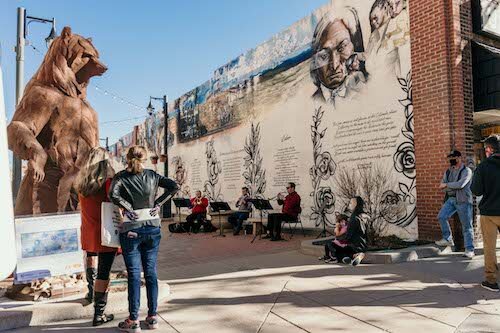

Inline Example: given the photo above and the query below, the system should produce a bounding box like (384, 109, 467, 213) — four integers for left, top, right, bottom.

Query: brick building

(410, 0, 500, 240)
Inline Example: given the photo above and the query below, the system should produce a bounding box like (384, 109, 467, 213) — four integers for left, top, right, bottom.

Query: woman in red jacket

(75, 147, 117, 326)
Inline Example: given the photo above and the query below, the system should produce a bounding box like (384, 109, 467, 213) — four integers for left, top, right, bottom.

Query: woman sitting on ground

(75, 147, 117, 326)
(320, 213, 349, 263)
(326, 196, 368, 266)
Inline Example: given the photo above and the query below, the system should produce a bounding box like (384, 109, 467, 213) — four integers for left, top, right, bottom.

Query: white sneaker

(435, 239, 454, 247)
(463, 251, 475, 259)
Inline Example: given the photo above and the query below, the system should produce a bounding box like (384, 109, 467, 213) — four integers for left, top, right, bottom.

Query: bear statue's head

(36, 26, 107, 98)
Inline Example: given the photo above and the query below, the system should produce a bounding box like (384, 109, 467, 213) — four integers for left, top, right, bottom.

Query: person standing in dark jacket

(110, 146, 178, 332)
(265, 182, 301, 241)
(471, 135, 500, 292)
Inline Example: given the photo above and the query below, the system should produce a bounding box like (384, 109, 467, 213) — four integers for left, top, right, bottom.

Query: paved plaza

(3, 230, 500, 332)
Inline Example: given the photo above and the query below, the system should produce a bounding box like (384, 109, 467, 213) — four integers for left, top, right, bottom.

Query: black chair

(282, 213, 306, 239)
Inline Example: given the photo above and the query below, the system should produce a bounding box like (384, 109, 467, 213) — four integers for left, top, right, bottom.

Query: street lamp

(146, 95, 171, 217)
(99, 137, 109, 151)
(25, 14, 57, 47)
(12, 7, 57, 202)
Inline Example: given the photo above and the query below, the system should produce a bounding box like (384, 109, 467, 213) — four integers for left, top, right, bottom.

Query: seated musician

(186, 190, 209, 233)
(228, 187, 252, 235)
(264, 182, 301, 241)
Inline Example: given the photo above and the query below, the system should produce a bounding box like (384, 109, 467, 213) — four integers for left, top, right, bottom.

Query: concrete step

(300, 237, 444, 264)
(0, 282, 170, 332)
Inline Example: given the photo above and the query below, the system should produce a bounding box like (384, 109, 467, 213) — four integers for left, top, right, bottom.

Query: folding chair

(282, 213, 306, 239)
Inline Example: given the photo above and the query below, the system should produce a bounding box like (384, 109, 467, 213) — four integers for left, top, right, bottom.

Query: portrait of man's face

(313, 19, 354, 90)
(387, 0, 404, 18)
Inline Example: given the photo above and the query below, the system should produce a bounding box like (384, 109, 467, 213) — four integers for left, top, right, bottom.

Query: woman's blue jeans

(120, 226, 161, 320)
(437, 198, 474, 251)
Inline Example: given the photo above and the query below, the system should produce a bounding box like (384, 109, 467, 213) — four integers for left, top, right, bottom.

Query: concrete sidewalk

(7, 247, 500, 332)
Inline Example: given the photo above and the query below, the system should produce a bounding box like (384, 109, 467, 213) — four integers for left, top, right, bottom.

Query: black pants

(86, 251, 116, 280)
(186, 212, 206, 232)
(324, 242, 356, 262)
(267, 213, 295, 239)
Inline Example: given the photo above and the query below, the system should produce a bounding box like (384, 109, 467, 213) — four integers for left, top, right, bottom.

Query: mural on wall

(171, 156, 190, 197)
(308, 0, 413, 233)
(109, 131, 135, 168)
(383, 70, 416, 227)
(203, 139, 223, 201)
(136, 111, 165, 160)
(243, 123, 267, 199)
(309, 106, 337, 228)
(113, 0, 417, 238)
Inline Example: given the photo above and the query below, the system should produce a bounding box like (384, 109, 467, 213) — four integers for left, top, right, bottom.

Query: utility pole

(147, 94, 171, 217)
(12, 7, 56, 203)
(12, 7, 25, 202)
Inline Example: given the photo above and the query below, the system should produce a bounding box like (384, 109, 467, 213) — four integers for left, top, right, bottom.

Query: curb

(300, 237, 445, 264)
(0, 282, 170, 331)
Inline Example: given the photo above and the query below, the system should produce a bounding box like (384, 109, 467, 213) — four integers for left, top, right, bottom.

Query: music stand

(316, 217, 335, 239)
(172, 198, 192, 234)
(248, 199, 273, 243)
(210, 201, 231, 237)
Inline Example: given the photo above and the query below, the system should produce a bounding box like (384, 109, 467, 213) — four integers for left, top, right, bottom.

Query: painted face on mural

(314, 19, 354, 90)
(370, 4, 389, 31)
(387, 0, 404, 18)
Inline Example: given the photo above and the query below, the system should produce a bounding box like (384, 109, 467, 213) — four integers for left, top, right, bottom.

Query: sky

(0, 0, 327, 144)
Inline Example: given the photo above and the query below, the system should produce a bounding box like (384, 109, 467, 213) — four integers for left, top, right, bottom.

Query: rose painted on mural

(380, 190, 407, 224)
(315, 152, 336, 180)
(315, 187, 336, 214)
(393, 141, 416, 179)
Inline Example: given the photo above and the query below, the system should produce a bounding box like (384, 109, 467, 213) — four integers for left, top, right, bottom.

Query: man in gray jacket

(435, 150, 475, 258)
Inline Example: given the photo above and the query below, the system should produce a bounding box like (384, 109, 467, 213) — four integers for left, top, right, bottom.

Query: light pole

(12, 7, 56, 202)
(147, 95, 170, 217)
(99, 137, 109, 151)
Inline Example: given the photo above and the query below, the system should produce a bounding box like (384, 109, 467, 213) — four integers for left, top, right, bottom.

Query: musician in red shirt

(186, 190, 209, 232)
(265, 182, 302, 241)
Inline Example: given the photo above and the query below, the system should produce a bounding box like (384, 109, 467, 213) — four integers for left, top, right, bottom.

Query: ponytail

(126, 145, 147, 174)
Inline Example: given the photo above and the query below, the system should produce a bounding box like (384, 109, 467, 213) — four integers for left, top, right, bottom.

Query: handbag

(101, 202, 122, 248)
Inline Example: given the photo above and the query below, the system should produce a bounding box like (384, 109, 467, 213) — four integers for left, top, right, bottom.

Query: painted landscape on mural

(111, 0, 417, 238)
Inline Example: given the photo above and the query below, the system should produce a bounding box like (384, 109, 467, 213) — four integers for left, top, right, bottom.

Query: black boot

(85, 267, 97, 303)
(93, 291, 115, 326)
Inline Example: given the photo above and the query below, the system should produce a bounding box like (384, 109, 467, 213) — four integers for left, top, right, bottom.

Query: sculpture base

(5, 271, 129, 302)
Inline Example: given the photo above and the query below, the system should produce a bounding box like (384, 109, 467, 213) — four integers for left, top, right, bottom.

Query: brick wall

(409, 0, 475, 240)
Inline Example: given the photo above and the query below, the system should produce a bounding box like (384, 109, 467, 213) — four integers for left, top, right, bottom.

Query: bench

(247, 217, 268, 236)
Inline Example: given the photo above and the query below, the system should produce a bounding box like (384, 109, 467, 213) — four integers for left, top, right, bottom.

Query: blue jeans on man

(438, 197, 474, 251)
(120, 225, 161, 321)
(228, 211, 249, 234)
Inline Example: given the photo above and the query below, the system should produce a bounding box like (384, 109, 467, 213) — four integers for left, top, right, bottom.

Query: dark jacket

(110, 169, 178, 232)
(346, 213, 367, 253)
(471, 154, 500, 216)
